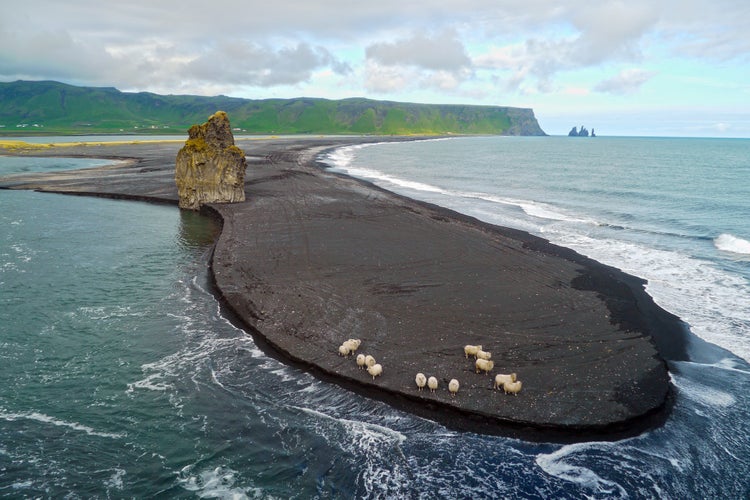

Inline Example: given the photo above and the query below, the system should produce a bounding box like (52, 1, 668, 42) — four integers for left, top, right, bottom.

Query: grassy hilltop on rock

(0, 80, 546, 136)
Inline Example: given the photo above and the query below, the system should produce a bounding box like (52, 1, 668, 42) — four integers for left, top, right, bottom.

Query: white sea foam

(512, 199, 597, 225)
(294, 405, 407, 444)
(293, 405, 411, 497)
(0, 409, 124, 438)
(104, 468, 126, 490)
(178, 465, 264, 499)
(535, 442, 628, 497)
(340, 164, 449, 194)
(126, 371, 173, 393)
(321, 143, 376, 170)
(551, 230, 750, 362)
(77, 305, 144, 321)
(714, 233, 750, 256)
(671, 373, 737, 408)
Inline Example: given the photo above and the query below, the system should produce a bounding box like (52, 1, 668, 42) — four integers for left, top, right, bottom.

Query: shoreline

(0, 137, 688, 441)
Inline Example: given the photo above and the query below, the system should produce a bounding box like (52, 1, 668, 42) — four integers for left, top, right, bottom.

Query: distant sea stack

(568, 126, 595, 137)
(175, 111, 247, 210)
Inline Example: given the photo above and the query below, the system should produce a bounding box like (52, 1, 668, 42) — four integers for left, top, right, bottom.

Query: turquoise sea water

(2, 138, 750, 498)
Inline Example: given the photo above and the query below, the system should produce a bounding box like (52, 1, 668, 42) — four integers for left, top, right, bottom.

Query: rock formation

(568, 125, 591, 137)
(175, 111, 247, 210)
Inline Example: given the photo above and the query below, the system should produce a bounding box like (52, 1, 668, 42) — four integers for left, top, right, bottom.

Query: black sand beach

(0, 137, 688, 441)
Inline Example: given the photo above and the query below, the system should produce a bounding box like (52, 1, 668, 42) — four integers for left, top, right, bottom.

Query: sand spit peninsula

(0, 136, 685, 442)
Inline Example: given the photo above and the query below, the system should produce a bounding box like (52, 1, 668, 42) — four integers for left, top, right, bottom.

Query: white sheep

(494, 373, 517, 390)
(503, 380, 522, 395)
(367, 363, 383, 380)
(448, 379, 459, 397)
(475, 358, 494, 374)
(464, 344, 482, 358)
(415, 373, 427, 391)
(427, 376, 438, 393)
(356, 354, 366, 369)
(338, 344, 351, 357)
(476, 349, 492, 361)
(364, 354, 376, 368)
(343, 339, 361, 352)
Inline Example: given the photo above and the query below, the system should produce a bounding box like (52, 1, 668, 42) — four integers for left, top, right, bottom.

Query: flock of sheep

(337, 339, 523, 398)
(465, 344, 523, 395)
(338, 339, 383, 380)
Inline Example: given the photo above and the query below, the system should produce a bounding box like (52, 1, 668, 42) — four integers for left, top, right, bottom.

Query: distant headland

(0, 80, 546, 137)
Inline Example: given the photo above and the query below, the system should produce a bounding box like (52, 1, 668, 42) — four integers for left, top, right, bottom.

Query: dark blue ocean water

(2, 138, 750, 498)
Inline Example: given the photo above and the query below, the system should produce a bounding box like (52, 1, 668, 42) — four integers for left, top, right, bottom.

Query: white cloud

(364, 31, 473, 94)
(184, 42, 349, 87)
(364, 61, 414, 93)
(594, 68, 656, 94)
(366, 32, 471, 72)
(1, 0, 749, 137)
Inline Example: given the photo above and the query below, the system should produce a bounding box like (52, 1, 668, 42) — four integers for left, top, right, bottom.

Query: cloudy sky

(2, 0, 748, 136)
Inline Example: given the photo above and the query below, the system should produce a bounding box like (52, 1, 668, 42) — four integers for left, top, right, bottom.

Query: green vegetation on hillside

(0, 80, 546, 136)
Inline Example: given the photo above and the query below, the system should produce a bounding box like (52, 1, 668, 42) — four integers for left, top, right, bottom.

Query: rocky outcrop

(568, 126, 591, 137)
(175, 111, 247, 210)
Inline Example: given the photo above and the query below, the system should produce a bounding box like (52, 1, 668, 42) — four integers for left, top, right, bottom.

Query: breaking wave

(714, 233, 750, 256)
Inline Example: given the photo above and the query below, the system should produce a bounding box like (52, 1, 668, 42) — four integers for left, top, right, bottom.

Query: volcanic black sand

(0, 136, 690, 441)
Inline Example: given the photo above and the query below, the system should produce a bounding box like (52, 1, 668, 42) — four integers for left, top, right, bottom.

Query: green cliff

(0, 80, 546, 136)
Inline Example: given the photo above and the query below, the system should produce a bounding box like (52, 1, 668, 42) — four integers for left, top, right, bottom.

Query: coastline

(0, 137, 688, 441)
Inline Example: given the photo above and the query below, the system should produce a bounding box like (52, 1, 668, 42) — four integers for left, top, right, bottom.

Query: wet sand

(0, 136, 687, 441)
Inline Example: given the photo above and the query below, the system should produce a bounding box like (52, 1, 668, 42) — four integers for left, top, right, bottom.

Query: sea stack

(175, 111, 247, 210)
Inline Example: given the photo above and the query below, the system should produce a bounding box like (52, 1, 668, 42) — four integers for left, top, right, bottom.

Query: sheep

(364, 355, 376, 368)
(475, 358, 494, 374)
(415, 373, 427, 391)
(427, 376, 438, 393)
(476, 349, 492, 361)
(494, 373, 517, 390)
(338, 344, 351, 357)
(503, 380, 522, 395)
(367, 363, 383, 380)
(343, 339, 361, 352)
(356, 354, 366, 369)
(464, 344, 482, 358)
(448, 378, 460, 397)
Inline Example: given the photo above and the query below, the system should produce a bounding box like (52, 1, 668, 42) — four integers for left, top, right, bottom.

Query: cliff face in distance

(0, 80, 547, 136)
(175, 111, 247, 210)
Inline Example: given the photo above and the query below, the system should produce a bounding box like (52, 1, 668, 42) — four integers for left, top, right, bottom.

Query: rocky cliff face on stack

(175, 111, 247, 210)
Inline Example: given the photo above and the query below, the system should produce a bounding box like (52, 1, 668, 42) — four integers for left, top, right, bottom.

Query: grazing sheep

(476, 349, 492, 361)
(503, 380, 522, 395)
(493, 373, 517, 390)
(448, 379, 460, 397)
(343, 339, 361, 352)
(415, 373, 427, 391)
(427, 376, 438, 393)
(464, 344, 482, 358)
(338, 344, 351, 357)
(367, 363, 383, 380)
(475, 359, 494, 374)
(364, 355, 376, 368)
(356, 354, 366, 369)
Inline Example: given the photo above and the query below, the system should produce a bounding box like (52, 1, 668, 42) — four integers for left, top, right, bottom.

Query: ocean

(1, 136, 749, 498)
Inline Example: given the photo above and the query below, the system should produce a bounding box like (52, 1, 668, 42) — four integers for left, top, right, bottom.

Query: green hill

(0, 80, 546, 136)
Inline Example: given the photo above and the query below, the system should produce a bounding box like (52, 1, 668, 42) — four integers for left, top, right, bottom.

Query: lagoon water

(2, 137, 750, 498)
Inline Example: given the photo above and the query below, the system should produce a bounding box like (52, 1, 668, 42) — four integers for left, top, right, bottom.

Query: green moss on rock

(175, 111, 247, 210)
